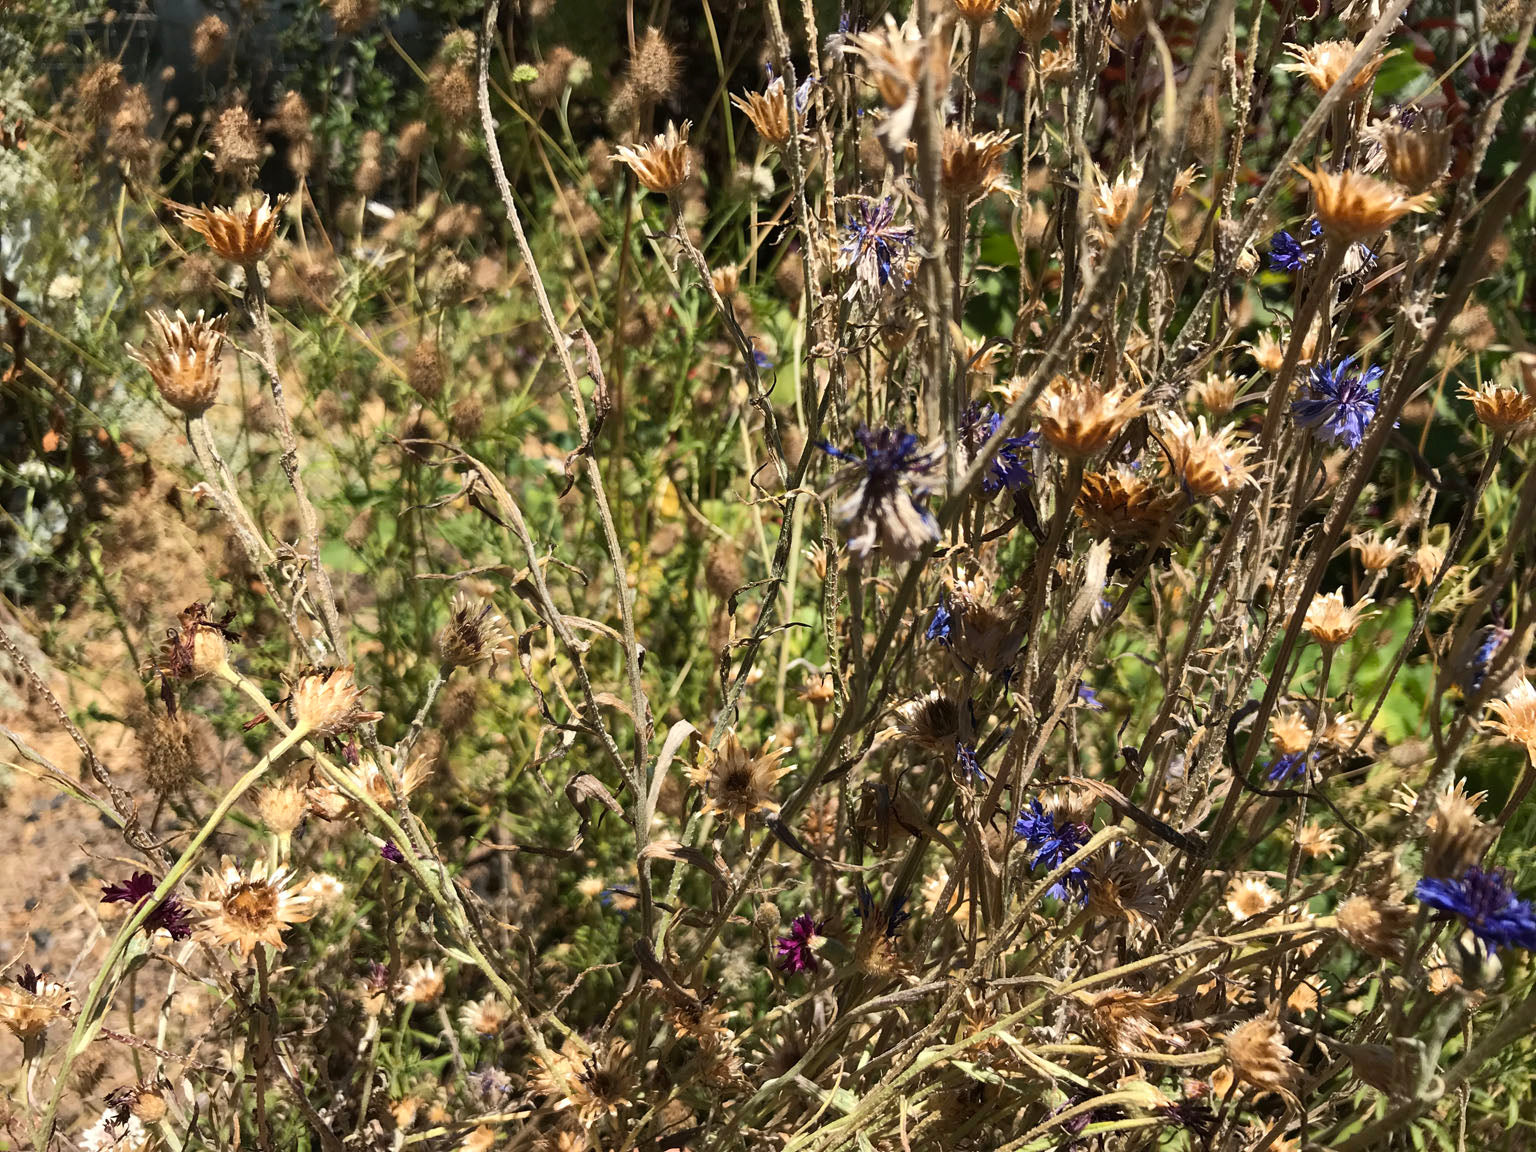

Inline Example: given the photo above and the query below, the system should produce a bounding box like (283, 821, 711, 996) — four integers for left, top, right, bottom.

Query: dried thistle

(731, 77, 798, 148)
(1035, 374, 1148, 458)
(437, 590, 511, 669)
(1336, 893, 1411, 960)
(1458, 381, 1536, 434)
(286, 666, 384, 738)
(1076, 466, 1181, 540)
(1384, 120, 1452, 194)
(690, 730, 793, 824)
(1157, 412, 1255, 500)
(1303, 589, 1374, 648)
(1294, 165, 1433, 244)
(941, 128, 1017, 200)
(1279, 40, 1386, 99)
(1224, 1017, 1301, 1096)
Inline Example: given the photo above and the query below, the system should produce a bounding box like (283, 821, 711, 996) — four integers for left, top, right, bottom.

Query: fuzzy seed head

(629, 27, 679, 105)
(1269, 708, 1313, 756)
(1224, 1017, 1300, 1095)
(191, 15, 228, 68)
(256, 780, 309, 836)
(1225, 875, 1278, 921)
(211, 105, 263, 185)
(1336, 893, 1411, 960)
(140, 712, 199, 796)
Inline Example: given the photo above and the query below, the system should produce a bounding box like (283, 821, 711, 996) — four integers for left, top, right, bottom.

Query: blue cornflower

(962, 403, 1039, 495)
(1416, 866, 1536, 953)
(1266, 751, 1310, 783)
(926, 602, 953, 646)
(1459, 624, 1510, 698)
(1268, 218, 1375, 276)
(956, 742, 986, 782)
(1014, 799, 1091, 903)
(1268, 228, 1312, 271)
(1076, 684, 1103, 710)
(1291, 357, 1385, 449)
(838, 198, 915, 296)
(821, 427, 941, 562)
(752, 343, 774, 371)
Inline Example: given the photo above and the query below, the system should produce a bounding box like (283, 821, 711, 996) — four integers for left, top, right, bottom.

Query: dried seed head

(256, 779, 309, 836)
(1075, 987, 1184, 1054)
(1189, 371, 1241, 415)
(705, 542, 744, 601)
(0, 969, 72, 1041)
(1109, 0, 1148, 41)
(844, 14, 935, 115)
(1294, 164, 1433, 244)
(884, 690, 961, 752)
(189, 856, 315, 958)
(430, 66, 475, 124)
(941, 128, 1017, 200)
(1280, 40, 1386, 99)
(407, 337, 446, 399)
(1458, 381, 1536, 434)
(157, 602, 237, 682)
(211, 105, 263, 185)
(177, 194, 287, 265)
(139, 711, 199, 796)
(459, 994, 511, 1037)
(437, 591, 511, 669)
(287, 665, 384, 738)
(191, 15, 228, 68)
(1486, 677, 1536, 761)
(400, 960, 444, 1004)
(1225, 875, 1278, 921)
(1351, 531, 1405, 572)
(1003, 0, 1055, 40)
(1269, 708, 1313, 756)
(1303, 589, 1374, 647)
(629, 27, 680, 106)
(690, 731, 793, 824)
(1224, 1017, 1300, 1096)
(1294, 822, 1342, 860)
(613, 121, 692, 195)
(1035, 374, 1147, 458)
(1085, 843, 1166, 927)
(1384, 120, 1452, 194)
(317, 750, 434, 820)
(1424, 779, 1494, 879)
(1403, 543, 1445, 591)
(533, 1037, 637, 1127)
(952, 0, 1004, 23)
(1076, 465, 1181, 540)
(128, 309, 226, 416)
(1037, 46, 1074, 83)
(1336, 893, 1411, 960)
(731, 77, 796, 148)
(397, 119, 431, 163)
(324, 0, 378, 35)
(1158, 412, 1255, 500)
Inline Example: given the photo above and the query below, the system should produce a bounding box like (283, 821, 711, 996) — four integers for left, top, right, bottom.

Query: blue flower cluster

(1014, 799, 1091, 904)
(1291, 357, 1385, 449)
(1268, 221, 1323, 271)
(1416, 866, 1536, 953)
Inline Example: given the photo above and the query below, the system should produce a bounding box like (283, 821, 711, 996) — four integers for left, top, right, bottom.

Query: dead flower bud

(176, 193, 287, 265)
(613, 121, 691, 195)
(882, 689, 960, 752)
(437, 590, 511, 669)
(1336, 893, 1412, 960)
(189, 856, 315, 958)
(1351, 531, 1405, 572)
(1458, 381, 1536, 434)
(1384, 120, 1452, 194)
(731, 77, 797, 148)
(1035, 374, 1147, 458)
(1303, 589, 1374, 648)
(941, 128, 1017, 200)
(1280, 40, 1386, 99)
(1189, 371, 1241, 415)
(1003, 0, 1055, 40)
(1422, 778, 1493, 880)
(256, 779, 309, 836)
(128, 309, 226, 416)
(287, 665, 384, 738)
(1224, 1016, 1301, 1096)
(690, 730, 793, 824)
(1294, 165, 1433, 245)
(532, 1036, 636, 1127)
(1076, 465, 1181, 540)
(157, 602, 238, 683)
(0, 968, 72, 1042)
(1157, 412, 1255, 500)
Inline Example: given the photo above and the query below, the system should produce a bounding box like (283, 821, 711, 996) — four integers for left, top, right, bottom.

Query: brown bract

(1294, 165, 1433, 244)
(288, 665, 384, 738)
(129, 309, 227, 416)
(1303, 590, 1373, 647)
(731, 78, 795, 148)
(1076, 466, 1181, 540)
(437, 590, 511, 669)
(176, 194, 287, 264)
(613, 122, 691, 195)
(1458, 381, 1536, 433)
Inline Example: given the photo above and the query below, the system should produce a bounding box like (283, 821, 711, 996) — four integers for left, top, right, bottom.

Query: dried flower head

(400, 959, 445, 1004)
(1037, 46, 1075, 83)
(177, 194, 287, 265)
(1294, 165, 1433, 244)
(191, 14, 228, 68)
(1424, 779, 1494, 879)
(1280, 40, 1386, 99)
(628, 26, 679, 105)
(256, 780, 309, 836)
(1403, 543, 1446, 592)
(1003, 0, 1055, 40)
(286, 666, 384, 738)
(156, 602, 238, 686)
(437, 591, 511, 669)
(1158, 412, 1255, 500)
(1269, 708, 1313, 756)
(823, 427, 942, 562)
(459, 994, 511, 1037)
(1190, 371, 1241, 414)
(1303, 589, 1374, 647)
(613, 122, 691, 195)
(1224, 1017, 1300, 1096)
(844, 14, 931, 113)
(319, 749, 434, 820)
(731, 77, 800, 148)
(690, 730, 793, 824)
(1351, 531, 1405, 572)
(1294, 822, 1342, 860)
(1384, 120, 1452, 194)
(884, 690, 961, 752)
(1074, 987, 1185, 1054)
(0, 967, 71, 1041)
(189, 857, 315, 957)
(941, 128, 1017, 200)
(854, 891, 911, 978)
(1225, 875, 1278, 920)
(1085, 844, 1166, 927)
(1486, 677, 1536, 762)
(1035, 374, 1147, 458)
(952, 0, 1004, 22)
(1076, 465, 1181, 539)
(128, 309, 227, 417)
(1336, 893, 1411, 960)
(1458, 381, 1536, 434)
(533, 1036, 636, 1127)
(325, 0, 379, 34)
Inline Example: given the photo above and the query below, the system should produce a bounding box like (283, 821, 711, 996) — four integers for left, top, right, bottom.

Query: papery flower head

(1486, 676, 1536, 762)
(459, 993, 510, 1037)
(821, 426, 942, 563)
(400, 959, 445, 1004)
(690, 730, 793, 824)
(1403, 543, 1446, 592)
(853, 890, 910, 977)
(1351, 531, 1405, 572)
(1225, 875, 1278, 920)
(286, 665, 384, 738)
(1157, 412, 1255, 500)
(941, 128, 1017, 200)
(532, 1035, 637, 1127)
(731, 76, 797, 147)
(883, 689, 961, 752)
(1416, 865, 1536, 953)
(155, 601, 238, 688)
(1003, 0, 1055, 40)
(1280, 40, 1385, 99)
(101, 871, 193, 940)
(437, 590, 512, 669)
(313, 749, 434, 820)
(129, 309, 227, 416)
(77, 1108, 152, 1152)
(1336, 893, 1411, 960)
(1076, 465, 1181, 540)
(1294, 164, 1432, 244)
(1303, 589, 1374, 648)
(1035, 374, 1147, 458)
(1085, 843, 1166, 927)
(189, 856, 315, 958)
(176, 193, 287, 264)
(1423, 779, 1494, 880)
(1384, 119, 1452, 193)
(613, 121, 691, 194)
(0, 966, 72, 1041)
(1458, 381, 1536, 434)
(776, 912, 824, 974)
(1291, 357, 1384, 448)
(1190, 371, 1241, 414)
(1224, 1016, 1300, 1096)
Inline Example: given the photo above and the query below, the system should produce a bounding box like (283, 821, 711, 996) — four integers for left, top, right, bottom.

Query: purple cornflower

(961, 403, 1038, 495)
(821, 427, 942, 563)
(1160, 1099, 1217, 1138)
(1268, 219, 1375, 275)
(101, 871, 192, 941)
(776, 912, 823, 973)
(1416, 866, 1536, 953)
(1291, 357, 1385, 449)
(1014, 800, 1091, 904)
(926, 602, 953, 646)
(838, 198, 915, 296)
(381, 839, 405, 863)
(956, 742, 986, 782)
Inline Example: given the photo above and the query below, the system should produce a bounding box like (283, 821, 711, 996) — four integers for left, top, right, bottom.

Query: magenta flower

(101, 871, 192, 941)
(776, 912, 822, 974)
